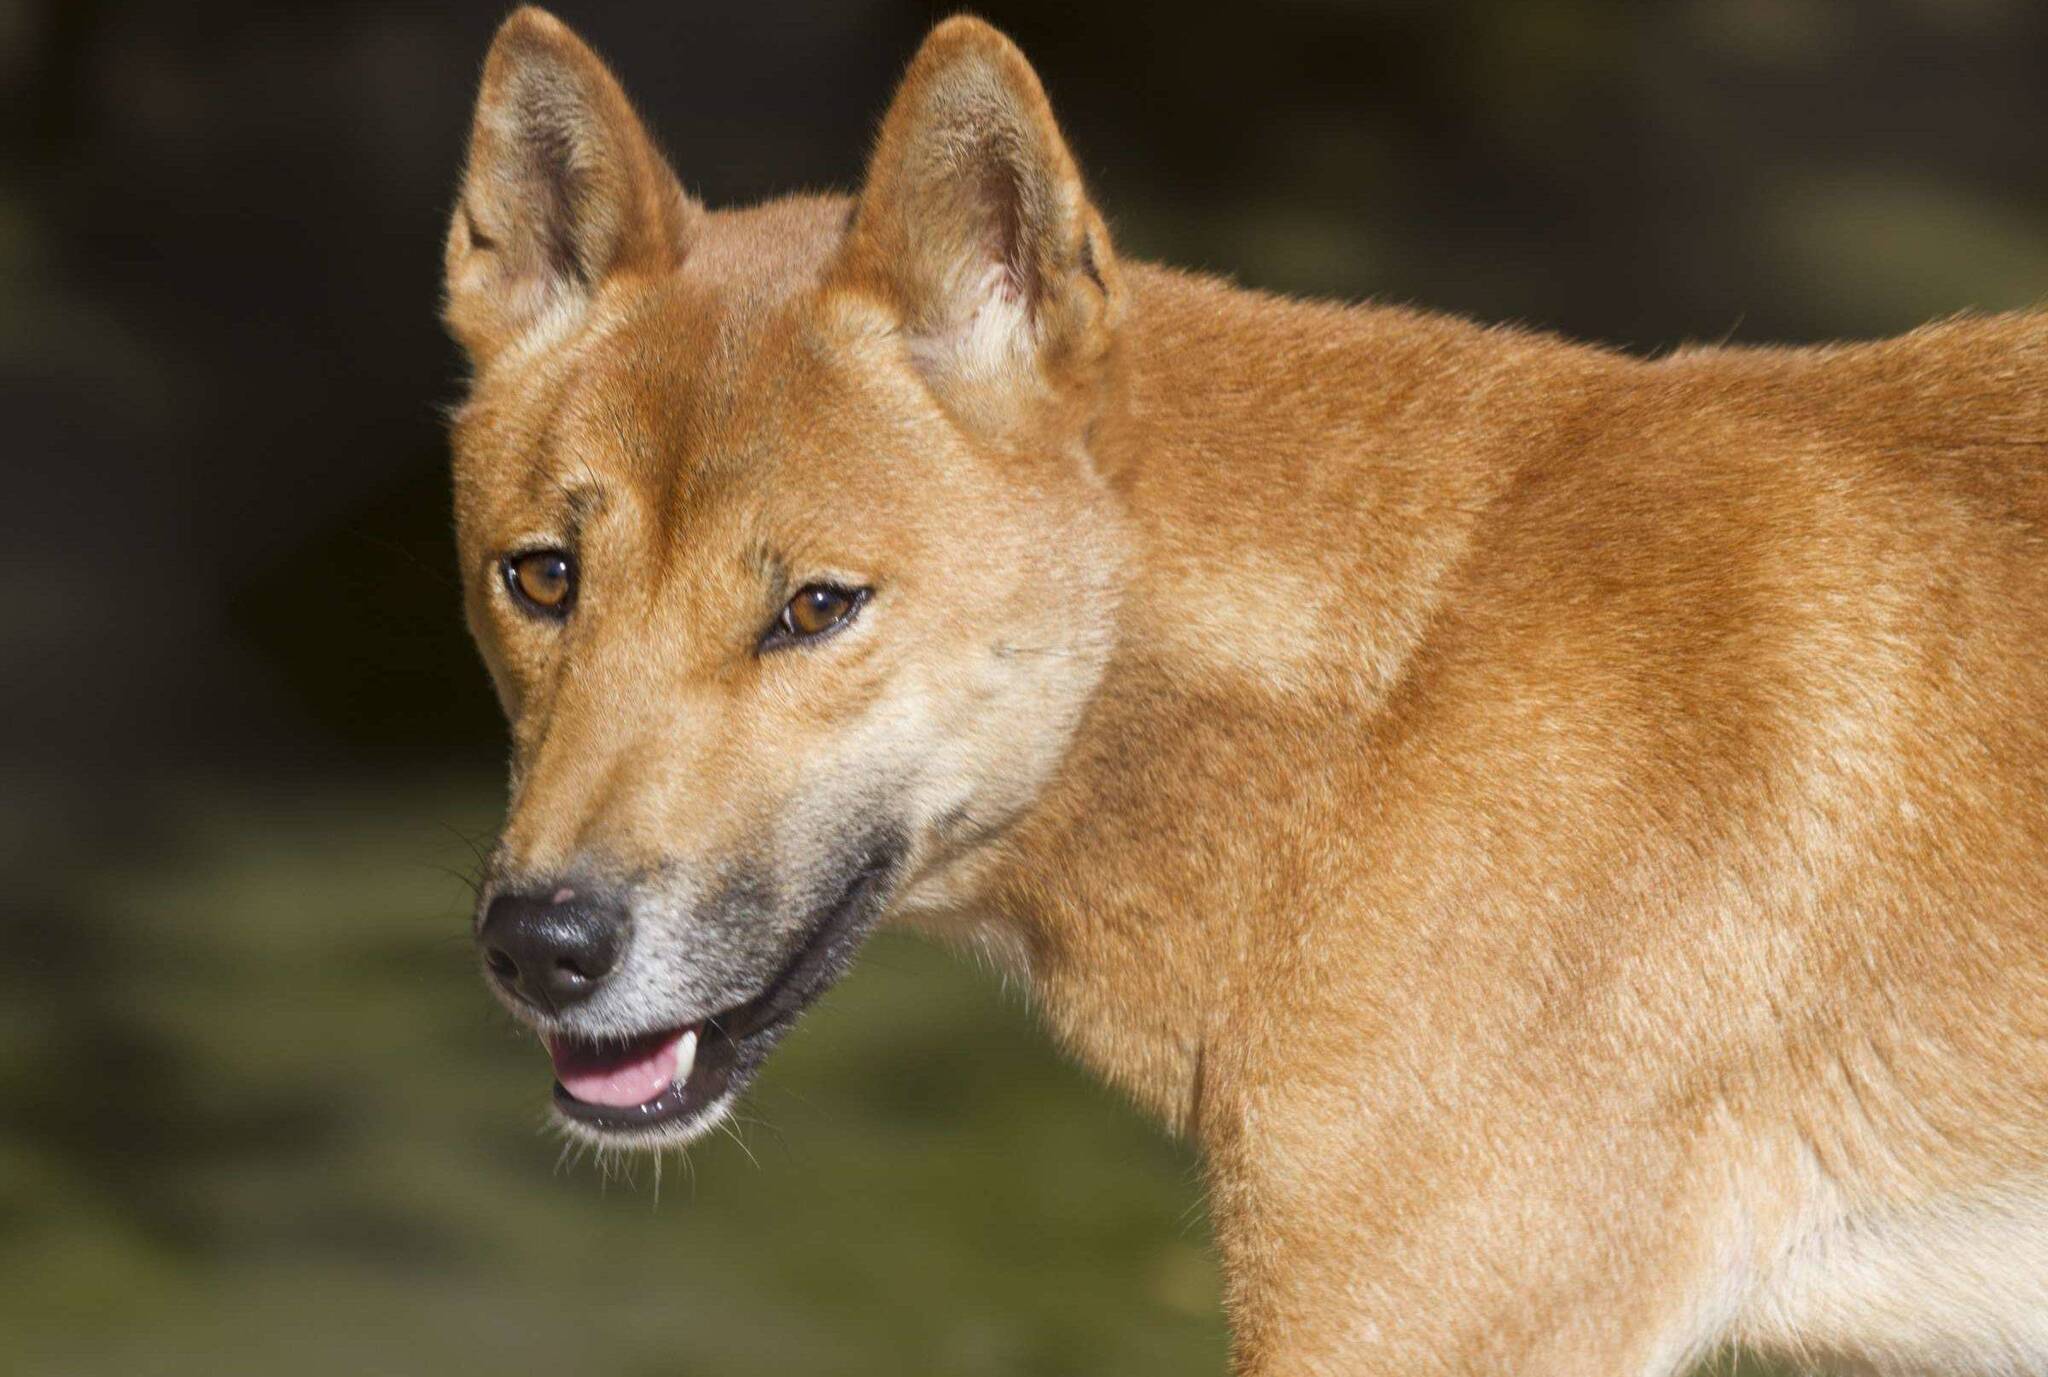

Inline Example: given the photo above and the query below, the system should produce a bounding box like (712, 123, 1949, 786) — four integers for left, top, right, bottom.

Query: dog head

(443, 8, 1124, 1145)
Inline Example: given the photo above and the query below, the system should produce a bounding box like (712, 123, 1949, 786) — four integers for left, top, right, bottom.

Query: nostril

(476, 887, 628, 1009)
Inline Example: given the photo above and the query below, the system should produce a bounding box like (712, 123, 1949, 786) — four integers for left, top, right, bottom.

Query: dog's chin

(529, 843, 900, 1150)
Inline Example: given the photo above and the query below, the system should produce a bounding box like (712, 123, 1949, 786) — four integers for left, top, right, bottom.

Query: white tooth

(675, 1028, 699, 1085)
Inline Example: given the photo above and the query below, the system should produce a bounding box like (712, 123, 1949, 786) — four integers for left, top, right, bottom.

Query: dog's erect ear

(839, 17, 1120, 399)
(444, 7, 696, 369)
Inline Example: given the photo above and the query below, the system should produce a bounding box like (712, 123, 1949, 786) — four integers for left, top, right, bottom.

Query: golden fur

(444, 11, 2048, 1373)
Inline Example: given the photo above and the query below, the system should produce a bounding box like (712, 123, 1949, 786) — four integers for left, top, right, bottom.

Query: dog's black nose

(477, 887, 627, 1011)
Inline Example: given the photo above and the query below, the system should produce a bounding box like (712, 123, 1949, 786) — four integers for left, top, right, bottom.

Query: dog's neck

(977, 264, 1607, 1132)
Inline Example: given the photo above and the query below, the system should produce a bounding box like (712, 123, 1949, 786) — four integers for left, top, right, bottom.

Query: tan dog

(443, 10, 2048, 1373)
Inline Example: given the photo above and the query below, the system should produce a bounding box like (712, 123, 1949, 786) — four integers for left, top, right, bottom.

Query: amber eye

(765, 583, 866, 649)
(503, 549, 575, 617)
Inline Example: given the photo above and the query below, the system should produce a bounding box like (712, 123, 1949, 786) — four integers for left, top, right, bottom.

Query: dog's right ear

(443, 7, 696, 370)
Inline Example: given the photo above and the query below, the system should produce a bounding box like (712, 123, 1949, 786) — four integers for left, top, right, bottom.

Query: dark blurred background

(3, 2, 2044, 1373)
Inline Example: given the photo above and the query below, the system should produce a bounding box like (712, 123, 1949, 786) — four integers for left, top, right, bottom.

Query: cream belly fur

(440, 10, 2048, 1375)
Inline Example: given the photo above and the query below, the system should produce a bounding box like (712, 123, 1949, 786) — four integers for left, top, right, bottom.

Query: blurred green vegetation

(0, 781, 1229, 1376)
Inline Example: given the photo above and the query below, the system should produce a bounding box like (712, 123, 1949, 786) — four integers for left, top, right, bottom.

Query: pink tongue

(547, 1028, 688, 1108)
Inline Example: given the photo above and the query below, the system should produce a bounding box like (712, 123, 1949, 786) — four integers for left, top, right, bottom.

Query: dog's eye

(765, 583, 866, 650)
(788, 586, 855, 636)
(504, 549, 575, 617)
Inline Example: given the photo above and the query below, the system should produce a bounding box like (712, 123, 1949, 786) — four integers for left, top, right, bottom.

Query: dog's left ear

(837, 17, 1121, 402)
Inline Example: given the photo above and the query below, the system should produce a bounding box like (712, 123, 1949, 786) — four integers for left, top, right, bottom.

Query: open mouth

(540, 848, 896, 1139)
(546, 1019, 740, 1134)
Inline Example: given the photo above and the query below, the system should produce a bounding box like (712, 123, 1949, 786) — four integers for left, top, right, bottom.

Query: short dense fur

(443, 11, 2048, 1373)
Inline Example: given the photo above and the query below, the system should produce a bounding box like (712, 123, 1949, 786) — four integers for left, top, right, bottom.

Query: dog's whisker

(716, 1115, 762, 1171)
